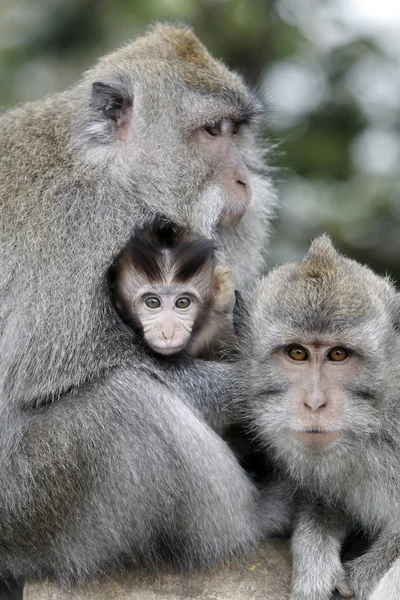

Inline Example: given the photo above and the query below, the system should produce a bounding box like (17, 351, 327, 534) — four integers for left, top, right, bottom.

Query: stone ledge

(23, 539, 291, 600)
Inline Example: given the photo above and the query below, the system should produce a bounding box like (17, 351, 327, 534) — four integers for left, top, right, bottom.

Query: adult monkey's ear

(233, 289, 250, 341)
(89, 81, 133, 142)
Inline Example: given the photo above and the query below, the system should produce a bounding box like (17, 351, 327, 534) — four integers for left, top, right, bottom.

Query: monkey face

(87, 38, 266, 236)
(134, 290, 202, 355)
(267, 341, 359, 451)
(238, 235, 398, 472)
(194, 118, 253, 227)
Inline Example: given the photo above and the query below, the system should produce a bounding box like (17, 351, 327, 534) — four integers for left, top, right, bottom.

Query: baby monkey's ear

(213, 266, 235, 311)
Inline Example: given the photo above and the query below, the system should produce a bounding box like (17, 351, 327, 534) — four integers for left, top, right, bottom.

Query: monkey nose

(304, 397, 327, 413)
(236, 167, 249, 188)
(162, 330, 174, 342)
(235, 168, 251, 205)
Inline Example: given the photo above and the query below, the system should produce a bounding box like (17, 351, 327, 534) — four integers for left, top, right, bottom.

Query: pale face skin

(133, 286, 203, 355)
(273, 341, 356, 451)
(196, 118, 252, 226)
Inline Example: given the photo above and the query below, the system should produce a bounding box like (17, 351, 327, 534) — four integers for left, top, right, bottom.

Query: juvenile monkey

(235, 235, 400, 600)
(110, 218, 235, 357)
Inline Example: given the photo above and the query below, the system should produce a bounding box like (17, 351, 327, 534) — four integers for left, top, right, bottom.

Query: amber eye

(327, 347, 349, 362)
(287, 345, 309, 361)
(144, 296, 161, 309)
(204, 122, 222, 136)
(175, 297, 191, 309)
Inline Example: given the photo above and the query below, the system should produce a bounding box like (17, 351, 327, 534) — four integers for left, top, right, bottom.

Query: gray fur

(238, 235, 400, 599)
(0, 24, 283, 584)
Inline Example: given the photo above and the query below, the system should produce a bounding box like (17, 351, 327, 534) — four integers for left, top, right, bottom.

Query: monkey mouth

(292, 429, 341, 448)
(149, 342, 186, 356)
(219, 205, 248, 227)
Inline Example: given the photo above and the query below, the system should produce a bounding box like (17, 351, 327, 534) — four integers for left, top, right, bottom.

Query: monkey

(109, 217, 235, 358)
(0, 23, 285, 589)
(233, 234, 400, 600)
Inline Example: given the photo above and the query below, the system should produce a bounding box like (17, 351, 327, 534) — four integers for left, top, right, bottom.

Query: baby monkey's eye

(287, 345, 309, 361)
(144, 296, 161, 309)
(203, 122, 222, 137)
(327, 347, 349, 362)
(175, 297, 191, 309)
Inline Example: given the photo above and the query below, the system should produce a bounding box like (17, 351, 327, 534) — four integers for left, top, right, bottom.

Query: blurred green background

(1, 0, 399, 280)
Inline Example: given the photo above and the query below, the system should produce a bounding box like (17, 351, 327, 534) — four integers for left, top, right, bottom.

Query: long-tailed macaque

(235, 235, 400, 600)
(110, 218, 234, 357)
(0, 24, 284, 588)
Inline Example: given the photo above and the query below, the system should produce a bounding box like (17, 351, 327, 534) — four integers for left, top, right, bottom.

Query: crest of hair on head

(298, 234, 339, 281)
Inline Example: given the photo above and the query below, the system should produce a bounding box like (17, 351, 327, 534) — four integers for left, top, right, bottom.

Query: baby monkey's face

(133, 286, 203, 355)
(110, 218, 234, 357)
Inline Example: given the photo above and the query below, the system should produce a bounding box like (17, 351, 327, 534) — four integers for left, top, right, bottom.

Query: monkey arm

(290, 497, 353, 600)
(345, 529, 400, 600)
(141, 357, 238, 429)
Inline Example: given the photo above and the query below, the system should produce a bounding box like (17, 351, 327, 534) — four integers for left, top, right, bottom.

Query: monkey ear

(233, 289, 250, 341)
(89, 82, 132, 142)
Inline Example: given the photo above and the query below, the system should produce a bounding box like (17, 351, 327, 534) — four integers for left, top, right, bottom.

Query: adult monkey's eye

(327, 347, 349, 362)
(287, 345, 309, 361)
(144, 296, 161, 309)
(232, 121, 240, 135)
(175, 297, 191, 309)
(203, 122, 222, 137)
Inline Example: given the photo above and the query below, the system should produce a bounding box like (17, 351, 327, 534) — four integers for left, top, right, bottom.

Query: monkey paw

(343, 556, 379, 600)
(335, 573, 354, 599)
(213, 265, 235, 310)
(291, 565, 353, 600)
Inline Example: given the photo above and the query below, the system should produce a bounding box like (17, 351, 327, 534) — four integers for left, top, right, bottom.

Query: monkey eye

(175, 297, 191, 309)
(327, 347, 349, 362)
(144, 296, 161, 309)
(287, 345, 309, 361)
(232, 121, 240, 135)
(203, 122, 222, 137)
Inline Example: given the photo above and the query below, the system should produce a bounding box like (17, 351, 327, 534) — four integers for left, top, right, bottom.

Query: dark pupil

(205, 123, 221, 136)
(176, 297, 190, 309)
(292, 348, 305, 359)
(145, 297, 160, 309)
(288, 346, 307, 360)
(329, 347, 348, 361)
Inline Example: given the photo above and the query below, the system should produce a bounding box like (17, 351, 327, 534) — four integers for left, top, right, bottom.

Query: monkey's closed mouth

(292, 430, 341, 446)
(303, 429, 334, 434)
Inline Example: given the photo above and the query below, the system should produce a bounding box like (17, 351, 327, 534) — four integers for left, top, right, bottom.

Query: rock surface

(23, 539, 291, 600)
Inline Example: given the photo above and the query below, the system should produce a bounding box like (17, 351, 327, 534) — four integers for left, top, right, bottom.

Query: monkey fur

(0, 24, 285, 585)
(235, 235, 400, 600)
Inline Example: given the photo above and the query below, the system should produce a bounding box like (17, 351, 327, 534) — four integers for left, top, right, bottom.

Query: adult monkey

(0, 24, 283, 587)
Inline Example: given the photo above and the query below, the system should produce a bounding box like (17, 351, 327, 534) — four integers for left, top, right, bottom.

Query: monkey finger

(336, 577, 354, 599)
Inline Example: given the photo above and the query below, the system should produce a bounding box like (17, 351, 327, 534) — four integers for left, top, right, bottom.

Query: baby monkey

(110, 218, 234, 357)
(235, 235, 400, 600)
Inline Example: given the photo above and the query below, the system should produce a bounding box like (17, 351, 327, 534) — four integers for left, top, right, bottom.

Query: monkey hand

(213, 265, 235, 311)
(335, 572, 355, 598)
(343, 556, 377, 600)
(343, 533, 400, 600)
(344, 557, 395, 600)
(291, 563, 353, 600)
